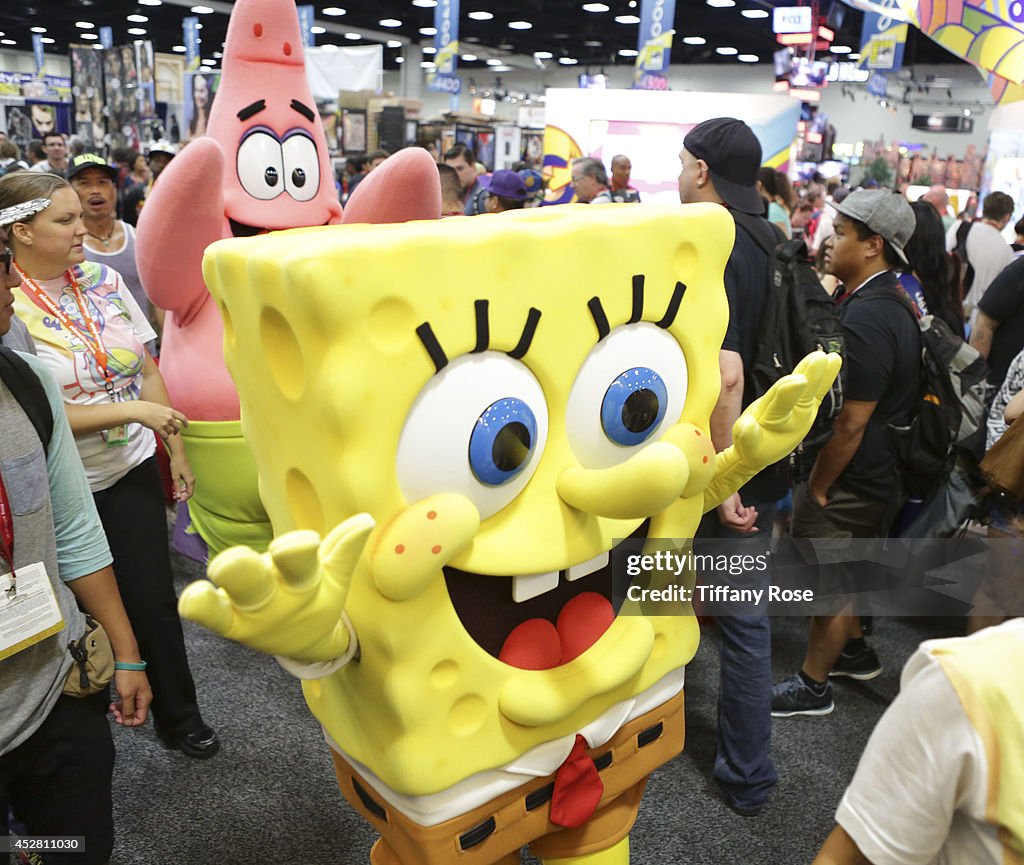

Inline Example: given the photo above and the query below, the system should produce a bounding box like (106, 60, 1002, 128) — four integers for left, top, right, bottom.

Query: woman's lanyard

(0, 472, 16, 598)
(14, 263, 118, 402)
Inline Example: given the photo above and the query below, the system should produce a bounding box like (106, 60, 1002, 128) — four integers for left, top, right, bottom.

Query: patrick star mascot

(137, 0, 440, 559)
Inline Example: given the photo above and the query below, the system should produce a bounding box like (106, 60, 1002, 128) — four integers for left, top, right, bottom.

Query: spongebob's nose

(556, 442, 689, 519)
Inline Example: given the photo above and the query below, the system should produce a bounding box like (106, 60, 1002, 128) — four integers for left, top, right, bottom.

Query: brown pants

(331, 690, 685, 865)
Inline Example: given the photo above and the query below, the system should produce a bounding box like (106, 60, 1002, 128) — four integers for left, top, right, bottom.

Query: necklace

(85, 223, 115, 247)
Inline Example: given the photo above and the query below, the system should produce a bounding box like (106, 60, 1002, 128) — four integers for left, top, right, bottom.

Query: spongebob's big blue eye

(469, 398, 538, 486)
(396, 352, 548, 519)
(566, 322, 687, 469)
(601, 368, 668, 447)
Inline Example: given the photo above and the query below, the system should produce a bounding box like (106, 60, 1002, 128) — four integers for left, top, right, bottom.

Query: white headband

(0, 198, 51, 227)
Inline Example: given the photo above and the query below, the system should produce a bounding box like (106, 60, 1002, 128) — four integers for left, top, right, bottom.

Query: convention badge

(104, 425, 129, 448)
(0, 562, 64, 661)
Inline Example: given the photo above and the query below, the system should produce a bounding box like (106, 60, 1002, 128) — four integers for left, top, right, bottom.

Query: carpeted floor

(94, 551, 962, 865)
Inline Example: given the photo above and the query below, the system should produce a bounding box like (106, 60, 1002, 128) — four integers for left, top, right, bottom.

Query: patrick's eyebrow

(290, 99, 315, 122)
(237, 100, 266, 121)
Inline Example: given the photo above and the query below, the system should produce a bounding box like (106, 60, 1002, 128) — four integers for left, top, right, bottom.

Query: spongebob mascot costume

(180, 202, 840, 864)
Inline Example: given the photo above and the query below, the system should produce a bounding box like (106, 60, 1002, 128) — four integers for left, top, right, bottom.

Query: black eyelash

(508, 307, 541, 360)
(628, 274, 644, 324)
(587, 296, 610, 342)
(472, 299, 489, 353)
(656, 282, 686, 329)
(415, 322, 448, 373)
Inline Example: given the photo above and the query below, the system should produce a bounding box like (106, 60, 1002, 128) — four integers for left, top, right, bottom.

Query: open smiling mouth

(444, 520, 649, 671)
(229, 217, 333, 238)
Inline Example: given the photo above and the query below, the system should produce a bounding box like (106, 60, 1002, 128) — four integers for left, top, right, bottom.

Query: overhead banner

(32, 34, 45, 76)
(183, 16, 201, 72)
(297, 5, 315, 47)
(859, 1, 907, 71)
(636, 0, 677, 76)
(434, 0, 459, 75)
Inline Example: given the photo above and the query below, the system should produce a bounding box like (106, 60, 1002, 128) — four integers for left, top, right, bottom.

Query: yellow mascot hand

(703, 351, 841, 510)
(179, 514, 374, 664)
(732, 350, 842, 469)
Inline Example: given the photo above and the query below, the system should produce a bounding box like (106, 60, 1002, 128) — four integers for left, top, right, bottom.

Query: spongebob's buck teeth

(567, 551, 609, 582)
(512, 571, 560, 603)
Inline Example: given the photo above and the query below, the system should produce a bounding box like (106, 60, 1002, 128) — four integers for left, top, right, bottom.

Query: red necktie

(549, 734, 604, 828)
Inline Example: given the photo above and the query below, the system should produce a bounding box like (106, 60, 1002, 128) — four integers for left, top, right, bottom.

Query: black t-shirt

(835, 271, 921, 502)
(721, 212, 788, 504)
(977, 256, 1024, 389)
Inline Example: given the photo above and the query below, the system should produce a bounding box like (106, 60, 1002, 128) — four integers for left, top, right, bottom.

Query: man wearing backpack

(772, 189, 920, 718)
(678, 117, 785, 816)
(945, 191, 1015, 316)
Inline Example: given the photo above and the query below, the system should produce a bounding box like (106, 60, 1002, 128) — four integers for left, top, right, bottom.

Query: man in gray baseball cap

(773, 186, 921, 719)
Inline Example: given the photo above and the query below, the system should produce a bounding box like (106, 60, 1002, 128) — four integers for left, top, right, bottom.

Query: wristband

(114, 660, 148, 671)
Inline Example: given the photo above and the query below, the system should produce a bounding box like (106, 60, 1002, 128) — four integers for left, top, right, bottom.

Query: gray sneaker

(771, 674, 834, 717)
(830, 643, 883, 681)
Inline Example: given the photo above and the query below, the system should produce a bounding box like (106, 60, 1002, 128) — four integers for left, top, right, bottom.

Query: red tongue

(498, 592, 615, 670)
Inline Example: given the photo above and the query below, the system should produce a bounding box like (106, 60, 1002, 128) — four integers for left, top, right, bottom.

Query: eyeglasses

(570, 176, 585, 185)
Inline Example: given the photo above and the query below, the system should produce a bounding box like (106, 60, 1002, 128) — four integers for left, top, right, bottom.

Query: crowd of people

(1, 122, 1022, 865)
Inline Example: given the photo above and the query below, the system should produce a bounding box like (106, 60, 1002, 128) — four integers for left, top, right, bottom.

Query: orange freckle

(426, 510, 437, 520)
(283, 41, 292, 56)
(395, 544, 405, 554)
(432, 545, 442, 555)
(703, 456, 709, 464)
(253, 22, 263, 37)
(695, 429, 701, 436)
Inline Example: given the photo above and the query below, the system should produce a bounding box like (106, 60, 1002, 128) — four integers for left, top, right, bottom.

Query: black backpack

(953, 221, 975, 299)
(881, 292, 988, 498)
(732, 212, 846, 482)
(0, 346, 53, 450)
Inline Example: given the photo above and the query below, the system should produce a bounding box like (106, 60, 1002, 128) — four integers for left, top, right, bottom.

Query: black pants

(93, 456, 202, 737)
(0, 692, 114, 864)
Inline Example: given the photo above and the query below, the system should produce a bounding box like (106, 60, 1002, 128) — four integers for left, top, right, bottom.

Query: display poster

(636, 0, 677, 77)
(434, 0, 460, 75)
(183, 71, 219, 139)
(184, 16, 201, 72)
(104, 44, 141, 150)
(71, 47, 105, 147)
(3, 103, 72, 150)
(542, 88, 799, 205)
(858, 0, 907, 72)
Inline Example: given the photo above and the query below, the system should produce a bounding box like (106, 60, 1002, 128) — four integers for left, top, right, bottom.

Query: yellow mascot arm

(702, 351, 842, 512)
(178, 514, 374, 664)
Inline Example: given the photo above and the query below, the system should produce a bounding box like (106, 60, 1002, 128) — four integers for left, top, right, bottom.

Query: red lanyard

(14, 264, 117, 401)
(0, 472, 16, 593)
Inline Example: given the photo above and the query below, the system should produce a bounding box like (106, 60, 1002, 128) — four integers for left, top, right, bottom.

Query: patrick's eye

(395, 352, 548, 520)
(566, 322, 687, 468)
(282, 133, 319, 202)
(237, 132, 283, 200)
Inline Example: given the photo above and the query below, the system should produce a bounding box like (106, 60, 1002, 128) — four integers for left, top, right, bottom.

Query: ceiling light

(682, 36, 707, 44)
(508, 20, 533, 29)
(191, 5, 214, 13)
(615, 14, 641, 23)
(584, 39, 602, 46)
(395, 56, 404, 63)
(127, 14, 148, 22)
(310, 25, 326, 34)
(379, 18, 402, 27)
(195, 23, 203, 29)
(423, 45, 436, 53)
(741, 8, 769, 16)
(559, 57, 578, 64)
(830, 44, 852, 53)
(213, 51, 222, 57)
(172, 44, 186, 52)
(40, 37, 55, 44)
(138, 0, 163, 5)
(385, 40, 401, 47)
(461, 53, 478, 61)
(534, 50, 553, 58)
(31, 27, 46, 33)
(345, 32, 361, 39)
(707, 0, 736, 6)
(618, 48, 639, 56)
(582, 2, 611, 10)
(421, 60, 435, 68)
(75, 21, 95, 29)
(127, 27, 146, 35)
(848, 53, 861, 59)
(419, 26, 436, 35)
(201, 58, 216, 65)
(468, 11, 494, 19)
(323, 6, 347, 14)
(485, 57, 504, 65)
(738, 53, 759, 61)
(1, 39, 16, 45)
(412, 0, 437, 6)
(716, 45, 738, 54)
(80, 33, 98, 39)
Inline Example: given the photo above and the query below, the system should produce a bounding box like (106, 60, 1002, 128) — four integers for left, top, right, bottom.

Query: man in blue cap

(480, 169, 528, 213)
